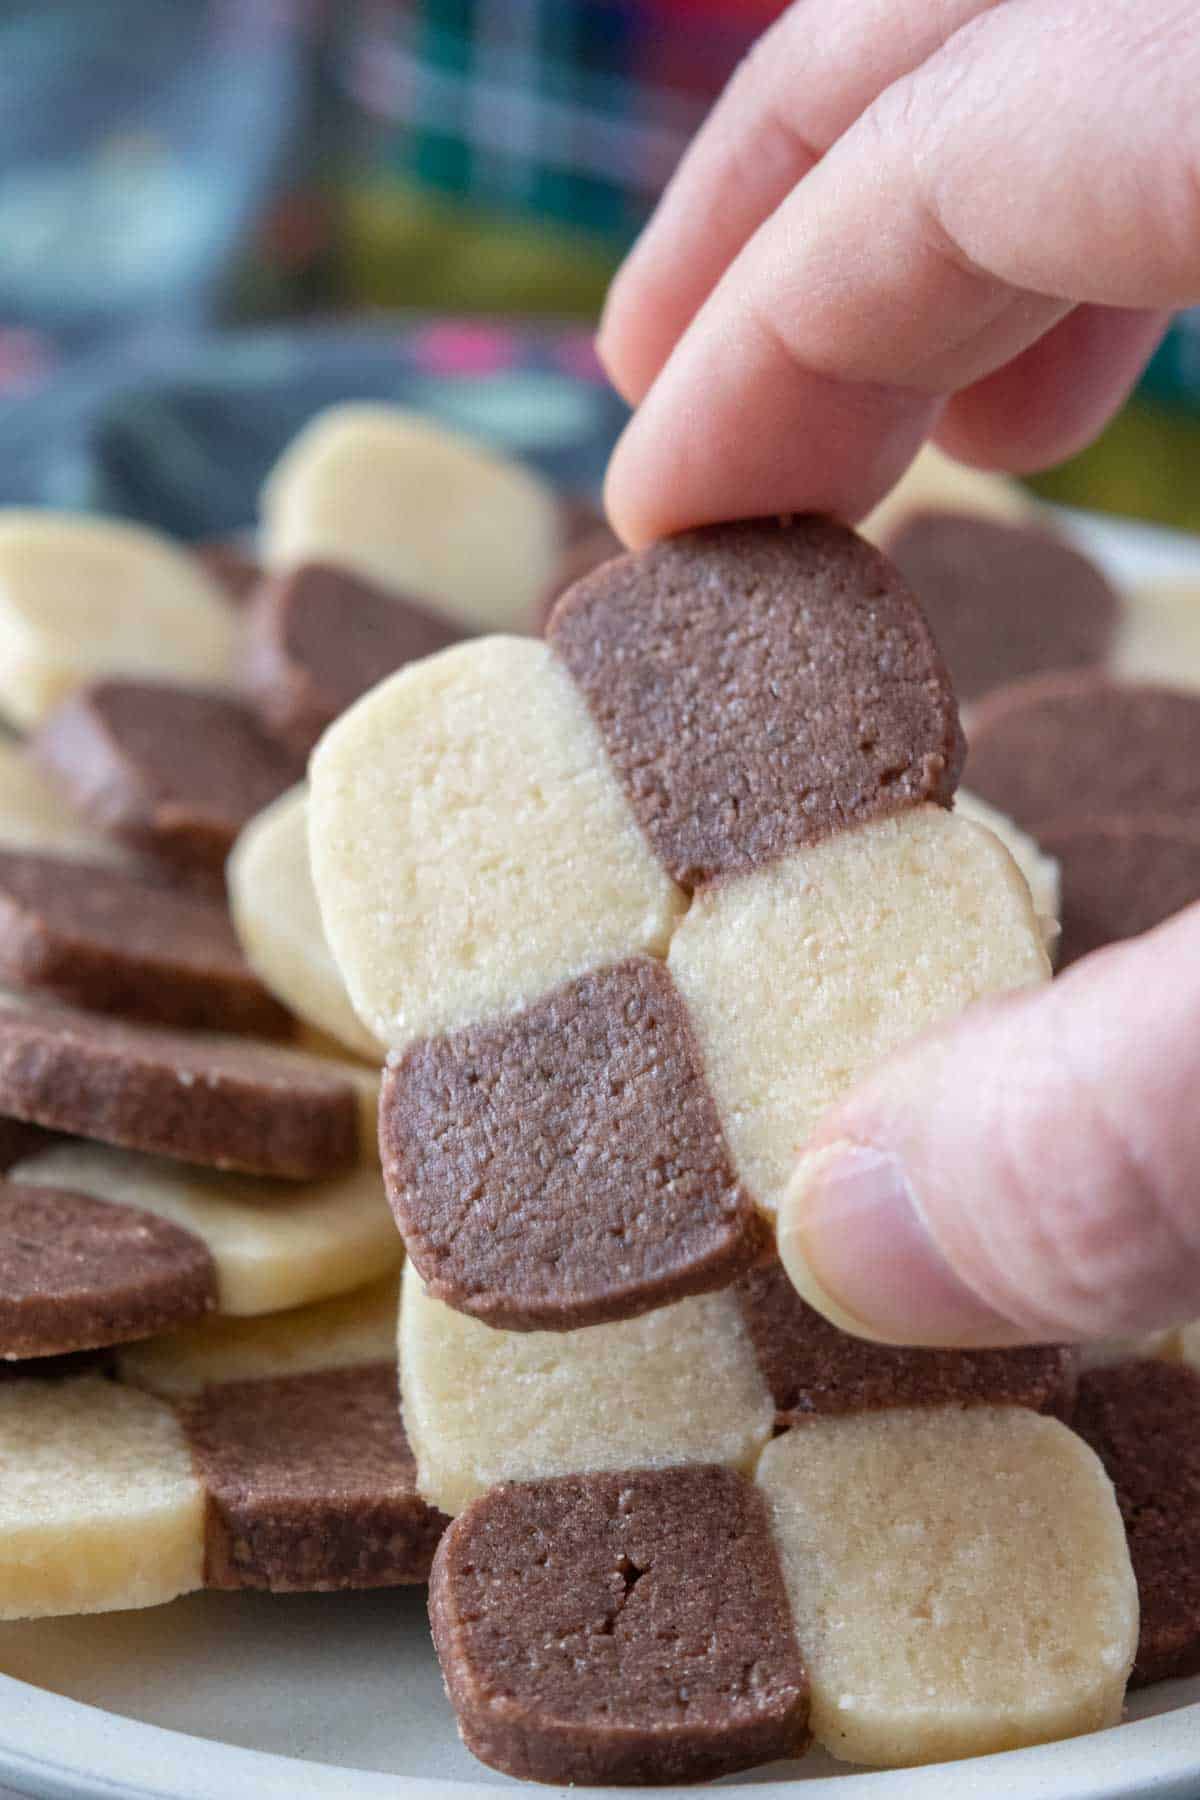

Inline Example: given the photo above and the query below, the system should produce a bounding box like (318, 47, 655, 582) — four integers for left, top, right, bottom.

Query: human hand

(599, 0, 1200, 1348)
(599, 0, 1197, 548)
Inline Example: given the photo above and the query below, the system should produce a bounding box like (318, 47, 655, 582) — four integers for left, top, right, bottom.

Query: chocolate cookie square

(429, 1464, 809, 1786)
(183, 1363, 447, 1591)
(382, 957, 764, 1330)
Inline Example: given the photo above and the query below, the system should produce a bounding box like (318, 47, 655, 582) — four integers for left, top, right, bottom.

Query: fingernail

(777, 1141, 1018, 1347)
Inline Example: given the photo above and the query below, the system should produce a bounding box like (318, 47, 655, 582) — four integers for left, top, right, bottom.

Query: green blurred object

(341, 181, 617, 316)
(1027, 398, 1200, 535)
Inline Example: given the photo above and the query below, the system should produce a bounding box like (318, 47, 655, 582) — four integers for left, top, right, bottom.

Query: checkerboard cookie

(312, 519, 1047, 1331)
(430, 1406, 1135, 1783)
(260, 403, 563, 635)
(0, 1276, 444, 1617)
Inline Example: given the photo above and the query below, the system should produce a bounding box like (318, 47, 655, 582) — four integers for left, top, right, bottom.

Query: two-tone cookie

(0, 1276, 444, 1617)
(312, 519, 1048, 1330)
(431, 1465, 809, 1787)
(430, 1407, 1135, 1783)
(260, 403, 563, 634)
(0, 512, 235, 729)
(756, 1407, 1136, 1767)
(8, 1122, 396, 1324)
(966, 674, 1200, 963)
(954, 788, 1061, 950)
(0, 741, 135, 869)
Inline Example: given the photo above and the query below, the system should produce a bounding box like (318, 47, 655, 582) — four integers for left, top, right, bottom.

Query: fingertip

(778, 1140, 1024, 1348)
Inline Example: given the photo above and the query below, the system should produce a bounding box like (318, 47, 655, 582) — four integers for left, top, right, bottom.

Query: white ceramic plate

(0, 510, 1198, 1800)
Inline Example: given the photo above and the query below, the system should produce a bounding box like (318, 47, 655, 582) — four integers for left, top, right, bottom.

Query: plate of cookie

(0, 400, 1198, 1800)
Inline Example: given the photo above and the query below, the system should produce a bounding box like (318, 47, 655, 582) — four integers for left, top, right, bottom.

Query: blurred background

(0, 0, 1195, 531)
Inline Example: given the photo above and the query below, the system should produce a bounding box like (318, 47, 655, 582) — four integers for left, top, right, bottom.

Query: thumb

(778, 903, 1200, 1348)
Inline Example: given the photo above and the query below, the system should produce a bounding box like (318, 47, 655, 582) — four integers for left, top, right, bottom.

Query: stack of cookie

(865, 445, 1200, 972)
(0, 409, 577, 1618)
(0, 408, 1196, 1786)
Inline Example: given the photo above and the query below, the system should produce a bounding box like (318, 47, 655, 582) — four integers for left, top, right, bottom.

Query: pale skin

(599, 0, 1200, 1349)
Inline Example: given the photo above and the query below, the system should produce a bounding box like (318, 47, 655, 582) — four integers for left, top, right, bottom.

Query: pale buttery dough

(0, 740, 134, 866)
(0, 1376, 203, 1619)
(11, 1140, 400, 1317)
(860, 443, 1038, 548)
(668, 807, 1049, 1217)
(0, 511, 235, 728)
(117, 1274, 399, 1397)
(228, 785, 383, 1061)
(260, 403, 562, 633)
(756, 1408, 1138, 1767)
(309, 638, 685, 1052)
(1110, 579, 1200, 692)
(954, 787, 1061, 953)
(399, 1262, 773, 1517)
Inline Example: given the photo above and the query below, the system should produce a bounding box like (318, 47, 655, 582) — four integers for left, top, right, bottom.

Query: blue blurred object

(0, 319, 628, 534)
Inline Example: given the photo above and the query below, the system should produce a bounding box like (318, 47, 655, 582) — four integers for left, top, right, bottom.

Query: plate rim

(5, 1667, 1200, 1800)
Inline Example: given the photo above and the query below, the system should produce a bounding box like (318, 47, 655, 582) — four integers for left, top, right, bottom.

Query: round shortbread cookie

(228, 787, 383, 1060)
(954, 788, 1061, 950)
(400, 1263, 774, 1517)
(0, 511, 235, 730)
(1038, 819, 1200, 968)
(35, 680, 302, 878)
(884, 514, 1120, 705)
(756, 1408, 1137, 1767)
(965, 673, 1200, 833)
(309, 637, 686, 1052)
(0, 1374, 204, 1619)
(0, 1182, 217, 1358)
(117, 1274, 398, 1397)
(260, 404, 562, 633)
(10, 1138, 399, 1317)
(668, 808, 1048, 1216)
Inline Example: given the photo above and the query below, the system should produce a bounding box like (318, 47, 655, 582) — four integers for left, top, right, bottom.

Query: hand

(599, 0, 1200, 1347)
(599, 0, 1197, 548)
